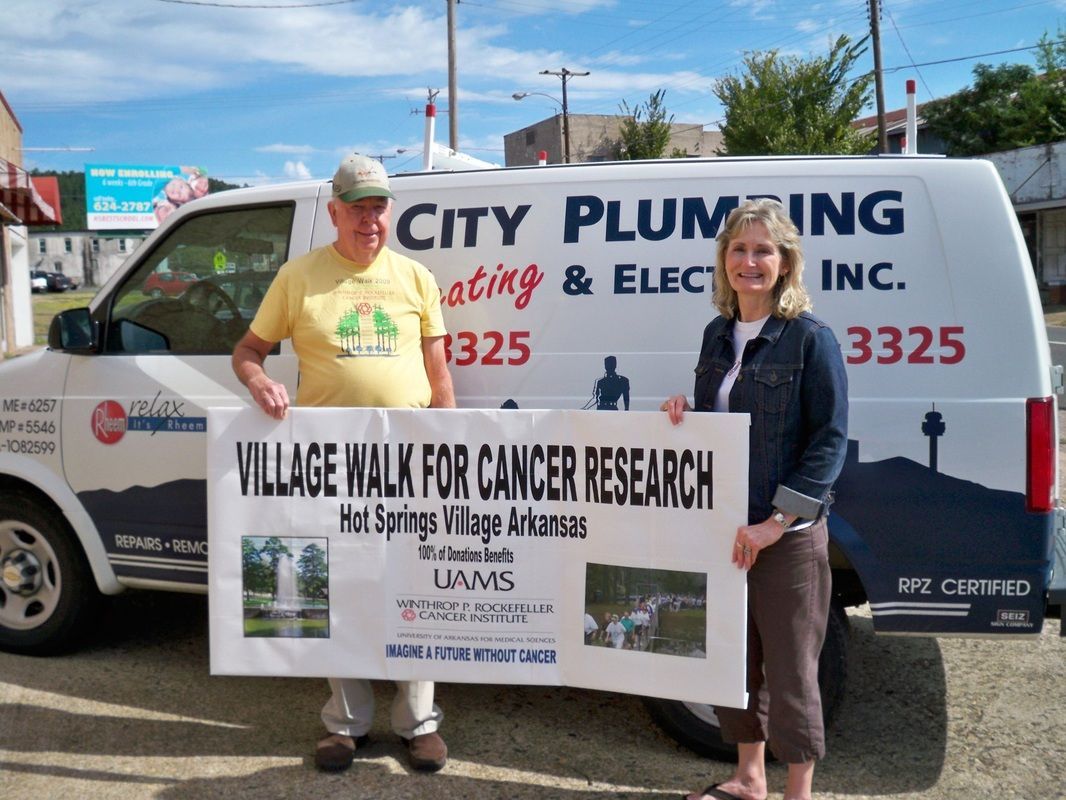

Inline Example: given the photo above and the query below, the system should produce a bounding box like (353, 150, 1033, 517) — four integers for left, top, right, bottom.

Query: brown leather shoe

(314, 732, 370, 772)
(403, 731, 447, 772)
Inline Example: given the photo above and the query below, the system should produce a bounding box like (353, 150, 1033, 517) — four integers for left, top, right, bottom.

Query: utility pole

(539, 67, 590, 164)
(869, 0, 888, 153)
(447, 0, 458, 151)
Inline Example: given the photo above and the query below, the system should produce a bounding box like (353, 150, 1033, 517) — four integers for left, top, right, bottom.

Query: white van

(2, 157, 1062, 757)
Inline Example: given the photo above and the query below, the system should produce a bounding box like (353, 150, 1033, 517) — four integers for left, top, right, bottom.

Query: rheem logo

(92, 400, 127, 444)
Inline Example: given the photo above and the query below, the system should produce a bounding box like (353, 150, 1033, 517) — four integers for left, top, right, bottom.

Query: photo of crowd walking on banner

(240, 535, 330, 638)
(583, 563, 707, 659)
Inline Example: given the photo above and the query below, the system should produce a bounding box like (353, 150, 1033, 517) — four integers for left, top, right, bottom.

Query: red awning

(30, 176, 62, 225)
(0, 158, 61, 226)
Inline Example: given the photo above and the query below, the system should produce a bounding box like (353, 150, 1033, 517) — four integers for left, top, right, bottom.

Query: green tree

(336, 310, 362, 353)
(241, 538, 272, 600)
(208, 176, 243, 194)
(922, 29, 1066, 155)
(372, 305, 393, 351)
(617, 90, 676, 160)
(714, 35, 874, 155)
(298, 543, 329, 601)
(28, 170, 87, 231)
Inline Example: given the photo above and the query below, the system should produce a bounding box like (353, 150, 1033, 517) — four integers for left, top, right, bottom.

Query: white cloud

(0, 2, 454, 104)
(256, 144, 316, 155)
(0, 0, 713, 113)
(283, 160, 312, 180)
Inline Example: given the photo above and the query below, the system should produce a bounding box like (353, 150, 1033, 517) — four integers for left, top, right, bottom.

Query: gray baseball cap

(331, 154, 395, 203)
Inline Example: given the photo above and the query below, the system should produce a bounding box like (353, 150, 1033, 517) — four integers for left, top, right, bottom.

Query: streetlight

(539, 68, 589, 164)
(512, 91, 561, 109)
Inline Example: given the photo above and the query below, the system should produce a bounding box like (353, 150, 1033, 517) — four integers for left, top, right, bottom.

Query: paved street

(0, 588, 1063, 799)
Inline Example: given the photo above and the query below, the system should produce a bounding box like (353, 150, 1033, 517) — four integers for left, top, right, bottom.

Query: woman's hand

(660, 394, 691, 425)
(732, 515, 789, 570)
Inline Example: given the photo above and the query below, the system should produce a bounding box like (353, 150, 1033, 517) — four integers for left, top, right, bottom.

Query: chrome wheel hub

(3, 549, 43, 596)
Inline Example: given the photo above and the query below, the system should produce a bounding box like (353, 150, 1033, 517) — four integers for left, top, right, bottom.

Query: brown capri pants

(715, 518, 831, 763)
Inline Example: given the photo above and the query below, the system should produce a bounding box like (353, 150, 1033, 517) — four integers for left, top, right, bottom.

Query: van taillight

(1026, 397, 1056, 513)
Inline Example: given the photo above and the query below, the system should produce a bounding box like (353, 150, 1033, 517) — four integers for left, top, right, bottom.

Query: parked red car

(143, 270, 197, 298)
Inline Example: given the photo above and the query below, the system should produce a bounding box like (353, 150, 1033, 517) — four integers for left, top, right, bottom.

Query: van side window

(106, 204, 294, 355)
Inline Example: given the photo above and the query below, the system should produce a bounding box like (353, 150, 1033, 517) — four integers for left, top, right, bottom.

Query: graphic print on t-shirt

(334, 302, 399, 358)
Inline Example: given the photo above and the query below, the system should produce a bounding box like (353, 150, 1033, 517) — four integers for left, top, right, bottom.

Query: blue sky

(3, 0, 1063, 184)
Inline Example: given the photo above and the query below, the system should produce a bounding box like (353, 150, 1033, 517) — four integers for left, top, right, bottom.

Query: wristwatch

(771, 510, 788, 529)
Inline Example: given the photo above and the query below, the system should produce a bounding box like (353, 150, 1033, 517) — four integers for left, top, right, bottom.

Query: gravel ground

(0, 588, 1063, 800)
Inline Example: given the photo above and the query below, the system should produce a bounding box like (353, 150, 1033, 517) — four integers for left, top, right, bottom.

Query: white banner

(207, 407, 749, 707)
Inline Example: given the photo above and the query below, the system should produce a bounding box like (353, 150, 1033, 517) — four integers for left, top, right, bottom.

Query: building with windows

(504, 113, 722, 166)
(32, 231, 146, 289)
(989, 141, 1066, 300)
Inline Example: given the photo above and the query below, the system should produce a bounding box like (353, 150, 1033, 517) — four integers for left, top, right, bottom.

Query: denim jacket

(692, 311, 848, 525)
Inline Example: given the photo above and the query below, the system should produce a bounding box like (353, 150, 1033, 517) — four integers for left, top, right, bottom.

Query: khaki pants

(716, 518, 831, 763)
(321, 679, 442, 740)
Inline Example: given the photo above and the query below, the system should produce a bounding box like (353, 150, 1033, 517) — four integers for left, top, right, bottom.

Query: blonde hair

(712, 198, 812, 320)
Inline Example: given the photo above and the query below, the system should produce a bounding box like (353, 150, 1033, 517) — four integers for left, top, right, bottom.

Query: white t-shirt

(714, 315, 769, 413)
(606, 621, 626, 648)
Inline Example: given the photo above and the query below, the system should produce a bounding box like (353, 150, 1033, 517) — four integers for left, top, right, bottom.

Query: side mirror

(47, 308, 98, 353)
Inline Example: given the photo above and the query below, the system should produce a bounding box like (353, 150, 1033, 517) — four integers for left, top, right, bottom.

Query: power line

(886, 8, 934, 100)
(582, 0, 713, 59)
(608, 8, 869, 115)
(880, 40, 1060, 73)
(880, 0, 1060, 31)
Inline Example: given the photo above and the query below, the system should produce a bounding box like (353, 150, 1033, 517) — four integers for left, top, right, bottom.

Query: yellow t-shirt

(250, 244, 447, 408)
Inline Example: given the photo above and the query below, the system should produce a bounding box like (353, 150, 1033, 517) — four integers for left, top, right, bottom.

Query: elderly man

(232, 154, 455, 774)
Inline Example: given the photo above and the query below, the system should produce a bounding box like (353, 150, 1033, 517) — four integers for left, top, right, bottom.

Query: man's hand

(247, 374, 290, 420)
(233, 330, 288, 419)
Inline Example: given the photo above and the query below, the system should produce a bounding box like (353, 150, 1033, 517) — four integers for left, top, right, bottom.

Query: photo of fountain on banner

(240, 536, 330, 638)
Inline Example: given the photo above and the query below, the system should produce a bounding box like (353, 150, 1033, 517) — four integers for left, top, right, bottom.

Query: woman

(662, 199, 848, 800)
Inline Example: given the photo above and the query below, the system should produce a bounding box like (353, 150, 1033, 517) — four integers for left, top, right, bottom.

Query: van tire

(642, 599, 850, 760)
(0, 493, 101, 655)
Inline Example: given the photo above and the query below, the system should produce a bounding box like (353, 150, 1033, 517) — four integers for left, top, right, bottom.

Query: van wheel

(0, 493, 100, 655)
(642, 599, 850, 760)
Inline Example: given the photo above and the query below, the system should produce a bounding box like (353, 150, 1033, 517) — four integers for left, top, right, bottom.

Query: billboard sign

(85, 163, 208, 230)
